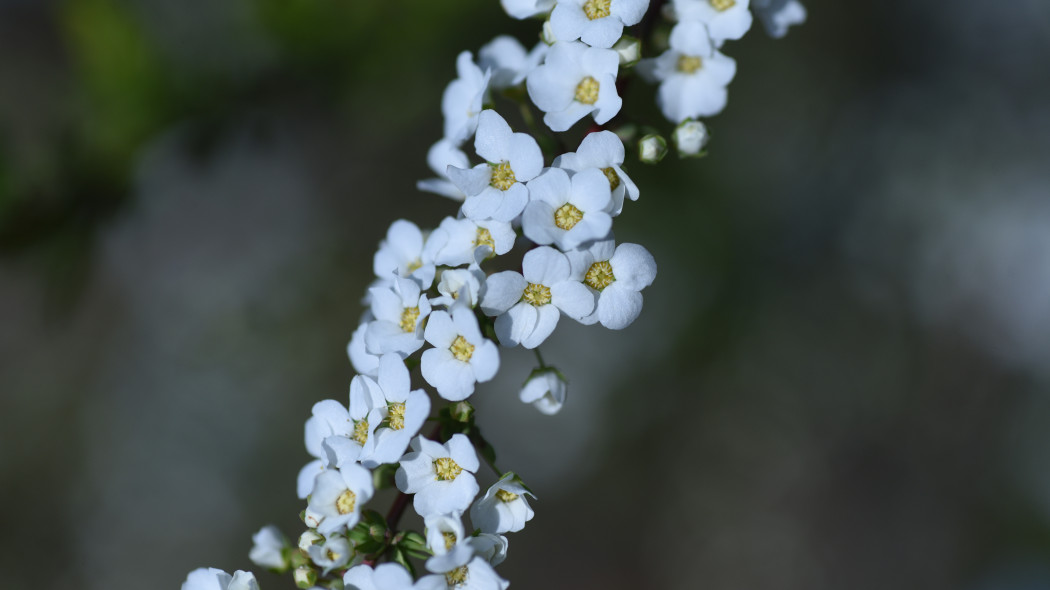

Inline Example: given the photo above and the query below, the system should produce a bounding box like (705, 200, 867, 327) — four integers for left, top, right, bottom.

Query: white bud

(298, 530, 323, 553)
(293, 566, 316, 589)
(638, 134, 668, 164)
(541, 19, 557, 45)
(612, 36, 641, 67)
(249, 525, 288, 571)
(673, 120, 710, 157)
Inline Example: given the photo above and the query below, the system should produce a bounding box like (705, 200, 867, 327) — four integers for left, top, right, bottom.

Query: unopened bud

(612, 36, 641, 67)
(298, 530, 323, 553)
(451, 400, 474, 423)
(673, 120, 709, 157)
(541, 20, 557, 45)
(638, 134, 668, 164)
(294, 566, 317, 589)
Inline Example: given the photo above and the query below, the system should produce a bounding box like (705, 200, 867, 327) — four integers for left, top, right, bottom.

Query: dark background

(2, 1, 1050, 588)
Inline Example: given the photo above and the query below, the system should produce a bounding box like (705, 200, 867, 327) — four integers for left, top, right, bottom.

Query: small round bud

(612, 36, 641, 67)
(638, 134, 668, 164)
(294, 566, 317, 589)
(673, 120, 710, 157)
(450, 400, 475, 423)
(298, 530, 323, 553)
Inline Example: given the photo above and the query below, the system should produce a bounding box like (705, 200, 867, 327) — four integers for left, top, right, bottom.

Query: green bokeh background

(3, 1, 1050, 589)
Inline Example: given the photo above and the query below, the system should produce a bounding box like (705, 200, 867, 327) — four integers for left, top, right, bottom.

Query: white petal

(481, 271, 527, 316)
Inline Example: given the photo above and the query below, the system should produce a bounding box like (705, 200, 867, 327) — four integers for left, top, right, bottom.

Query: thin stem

(533, 347, 547, 369)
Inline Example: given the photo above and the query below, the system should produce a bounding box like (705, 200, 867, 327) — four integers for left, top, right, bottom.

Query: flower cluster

(182, 2, 803, 589)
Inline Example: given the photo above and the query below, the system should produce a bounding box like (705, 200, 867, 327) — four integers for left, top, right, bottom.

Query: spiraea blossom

(521, 166, 614, 250)
(470, 473, 536, 534)
(480, 246, 594, 348)
(567, 237, 657, 329)
(526, 41, 622, 131)
(182, 568, 259, 590)
(672, 0, 753, 44)
(447, 110, 543, 222)
(639, 20, 737, 122)
(549, 0, 649, 48)
(396, 434, 480, 517)
(442, 51, 492, 144)
(186, 3, 804, 588)
(421, 304, 500, 401)
(554, 129, 639, 215)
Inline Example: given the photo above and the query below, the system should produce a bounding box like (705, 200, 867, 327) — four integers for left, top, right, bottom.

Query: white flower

(373, 219, 435, 289)
(418, 139, 471, 201)
(344, 563, 446, 590)
(470, 473, 536, 534)
(527, 41, 621, 131)
(754, 0, 806, 38)
(468, 534, 508, 567)
(480, 246, 594, 348)
(672, 0, 752, 44)
(182, 569, 259, 590)
(549, 0, 649, 49)
(425, 513, 468, 556)
(421, 304, 500, 401)
(395, 434, 480, 517)
(249, 525, 287, 571)
(521, 167, 614, 250)
(447, 110, 543, 222)
(554, 130, 638, 215)
(309, 463, 375, 535)
(501, 0, 555, 19)
(425, 216, 516, 268)
(432, 266, 486, 309)
(519, 369, 567, 414)
(423, 545, 509, 590)
(365, 277, 432, 357)
(366, 355, 431, 466)
(347, 322, 379, 378)
(639, 21, 737, 123)
(673, 119, 710, 155)
(478, 36, 549, 89)
(566, 238, 657, 329)
(442, 51, 491, 144)
(307, 534, 353, 574)
(424, 513, 471, 573)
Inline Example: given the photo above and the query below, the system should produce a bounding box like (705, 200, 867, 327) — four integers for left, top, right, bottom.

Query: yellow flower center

(574, 76, 600, 105)
(522, 283, 552, 307)
(601, 167, 620, 190)
(449, 335, 474, 362)
(399, 306, 420, 333)
(352, 419, 369, 445)
(496, 489, 519, 503)
(677, 55, 703, 74)
(445, 565, 469, 587)
(434, 457, 463, 481)
(583, 0, 611, 20)
(336, 489, 356, 515)
(406, 258, 423, 273)
(387, 402, 406, 430)
(710, 0, 736, 11)
(442, 531, 457, 551)
(475, 227, 495, 250)
(584, 260, 616, 291)
(555, 203, 584, 230)
(489, 161, 516, 191)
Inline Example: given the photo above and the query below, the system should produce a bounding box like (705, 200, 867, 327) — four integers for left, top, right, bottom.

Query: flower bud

(298, 530, 323, 553)
(612, 36, 641, 67)
(520, 370, 567, 415)
(294, 565, 317, 589)
(541, 20, 557, 45)
(638, 134, 668, 164)
(250, 525, 289, 571)
(673, 120, 709, 157)
(450, 400, 474, 423)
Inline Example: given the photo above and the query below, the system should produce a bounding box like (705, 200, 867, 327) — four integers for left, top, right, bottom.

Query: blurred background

(2, 0, 1050, 588)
